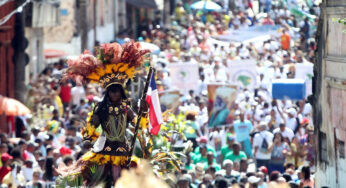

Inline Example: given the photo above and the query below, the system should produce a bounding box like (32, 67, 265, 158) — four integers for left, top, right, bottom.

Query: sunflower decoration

(81, 111, 101, 142)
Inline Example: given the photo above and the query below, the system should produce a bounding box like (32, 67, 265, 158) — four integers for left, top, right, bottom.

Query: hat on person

(195, 163, 205, 175)
(59, 146, 72, 156)
(258, 166, 268, 174)
(301, 118, 309, 125)
(1, 153, 13, 162)
(27, 141, 38, 147)
(258, 121, 267, 129)
(307, 125, 314, 132)
(37, 132, 49, 141)
(197, 136, 208, 144)
(278, 177, 287, 183)
(87, 95, 94, 102)
(178, 174, 192, 183)
(248, 176, 261, 184)
(223, 159, 233, 167)
(287, 108, 297, 116)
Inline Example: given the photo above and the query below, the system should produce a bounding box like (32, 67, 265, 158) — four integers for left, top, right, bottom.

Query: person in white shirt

(276, 105, 300, 133)
(273, 123, 294, 141)
(284, 108, 301, 132)
(196, 74, 208, 95)
(214, 65, 228, 83)
(257, 73, 269, 92)
(265, 109, 283, 131)
(26, 142, 39, 168)
(298, 100, 312, 118)
(71, 83, 86, 107)
(254, 122, 274, 169)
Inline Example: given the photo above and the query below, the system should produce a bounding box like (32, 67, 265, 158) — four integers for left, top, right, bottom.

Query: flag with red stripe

(146, 73, 163, 135)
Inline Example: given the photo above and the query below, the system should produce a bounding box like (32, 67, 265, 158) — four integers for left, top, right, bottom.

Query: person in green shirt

(220, 135, 236, 164)
(194, 136, 217, 157)
(224, 143, 247, 162)
(203, 152, 221, 171)
(185, 154, 195, 171)
(193, 145, 208, 164)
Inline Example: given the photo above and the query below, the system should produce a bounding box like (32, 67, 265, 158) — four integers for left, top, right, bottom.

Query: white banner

(227, 59, 258, 90)
(295, 63, 314, 97)
(168, 62, 199, 92)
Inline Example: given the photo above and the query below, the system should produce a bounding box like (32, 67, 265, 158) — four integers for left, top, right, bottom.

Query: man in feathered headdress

(57, 41, 150, 186)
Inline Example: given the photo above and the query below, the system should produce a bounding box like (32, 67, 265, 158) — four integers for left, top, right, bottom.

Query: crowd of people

(0, 0, 319, 187)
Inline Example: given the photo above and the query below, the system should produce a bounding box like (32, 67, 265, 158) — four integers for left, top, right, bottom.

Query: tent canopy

(126, 0, 157, 9)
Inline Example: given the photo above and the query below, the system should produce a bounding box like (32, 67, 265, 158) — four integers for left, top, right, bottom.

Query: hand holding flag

(146, 73, 163, 135)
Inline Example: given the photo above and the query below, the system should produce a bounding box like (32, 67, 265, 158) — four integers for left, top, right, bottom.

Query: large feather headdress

(63, 41, 150, 89)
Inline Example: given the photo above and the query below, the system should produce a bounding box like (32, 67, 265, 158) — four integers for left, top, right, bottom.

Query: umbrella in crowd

(139, 42, 161, 54)
(0, 95, 31, 116)
(190, 0, 222, 12)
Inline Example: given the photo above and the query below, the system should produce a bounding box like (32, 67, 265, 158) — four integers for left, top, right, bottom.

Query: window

(320, 132, 328, 162)
(338, 140, 345, 159)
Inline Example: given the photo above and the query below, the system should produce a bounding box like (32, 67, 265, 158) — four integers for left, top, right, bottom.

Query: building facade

(314, 1, 346, 187)
(0, 1, 16, 132)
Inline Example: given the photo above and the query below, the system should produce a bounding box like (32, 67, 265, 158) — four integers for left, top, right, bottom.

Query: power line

(0, 0, 31, 26)
(0, 0, 13, 7)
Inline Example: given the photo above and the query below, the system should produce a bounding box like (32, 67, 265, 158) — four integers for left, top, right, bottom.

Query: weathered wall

(315, 1, 346, 187)
(44, 0, 76, 43)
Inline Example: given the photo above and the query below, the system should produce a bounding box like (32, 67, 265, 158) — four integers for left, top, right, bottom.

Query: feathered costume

(57, 41, 149, 186)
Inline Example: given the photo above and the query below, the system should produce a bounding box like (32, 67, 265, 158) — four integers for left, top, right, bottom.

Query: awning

(44, 49, 67, 59)
(126, 0, 157, 9)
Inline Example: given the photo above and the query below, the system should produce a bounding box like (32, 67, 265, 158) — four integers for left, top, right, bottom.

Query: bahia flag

(146, 73, 163, 135)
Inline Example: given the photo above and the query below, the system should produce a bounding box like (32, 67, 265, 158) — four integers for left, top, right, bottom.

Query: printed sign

(207, 84, 237, 127)
(159, 90, 181, 113)
(168, 63, 199, 92)
(295, 63, 314, 97)
(228, 59, 257, 90)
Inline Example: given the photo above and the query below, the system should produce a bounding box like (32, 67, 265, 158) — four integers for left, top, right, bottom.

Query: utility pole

(79, 0, 88, 51)
(12, 0, 29, 102)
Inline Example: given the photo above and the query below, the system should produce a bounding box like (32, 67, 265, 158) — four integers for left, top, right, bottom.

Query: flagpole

(126, 67, 155, 168)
